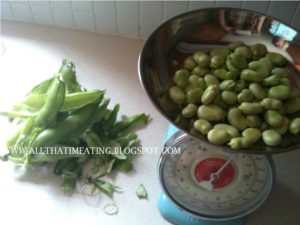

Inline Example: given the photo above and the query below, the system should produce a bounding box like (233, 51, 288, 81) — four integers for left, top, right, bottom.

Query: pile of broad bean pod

(168, 42, 300, 149)
(0, 60, 150, 195)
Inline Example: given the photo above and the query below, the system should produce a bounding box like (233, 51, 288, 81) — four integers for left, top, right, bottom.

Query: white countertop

(0, 21, 299, 225)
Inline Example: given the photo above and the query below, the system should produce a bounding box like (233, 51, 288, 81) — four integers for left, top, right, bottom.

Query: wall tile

(1, 1, 14, 20)
(52, 8, 74, 28)
(117, 1, 138, 17)
(1, 0, 298, 40)
(73, 10, 95, 30)
(189, 1, 215, 10)
(72, 1, 93, 12)
(95, 13, 117, 34)
(10, 2, 33, 22)
(215, 1, 242, 8)
(241, 1, 270, 14)
(94, 1, 115, 14)
(140, 1, 163, 21)
(139, 19, 162, 38)
(31, 6, 53, 25)
(50, 1, 71, 9)
(29, 1, 50, 7)
(268, 1, 298, 24)
(164, 1, 188, 21)
(118, 15, 138, 37)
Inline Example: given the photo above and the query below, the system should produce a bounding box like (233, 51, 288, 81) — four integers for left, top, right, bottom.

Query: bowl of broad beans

(139, 7, 300, 153)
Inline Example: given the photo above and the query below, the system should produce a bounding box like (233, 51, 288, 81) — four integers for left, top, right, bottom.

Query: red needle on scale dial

(198, 154, 237, 191)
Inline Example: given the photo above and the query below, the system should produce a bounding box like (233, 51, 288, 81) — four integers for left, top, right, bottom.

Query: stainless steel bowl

(138, 7, 300, 154)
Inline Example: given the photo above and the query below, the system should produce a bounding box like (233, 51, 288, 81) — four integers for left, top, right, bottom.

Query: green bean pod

(34, 77, 66, 129)
(31, 102, 100, 148)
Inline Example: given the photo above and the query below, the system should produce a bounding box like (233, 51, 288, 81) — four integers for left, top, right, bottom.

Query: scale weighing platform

(157, 125, 275, 225)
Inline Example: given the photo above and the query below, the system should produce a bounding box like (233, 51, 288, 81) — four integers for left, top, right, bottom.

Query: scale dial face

(159, 134, 274, 220)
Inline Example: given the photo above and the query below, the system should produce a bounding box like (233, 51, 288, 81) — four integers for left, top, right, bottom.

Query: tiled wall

(1, 1, 300, 39)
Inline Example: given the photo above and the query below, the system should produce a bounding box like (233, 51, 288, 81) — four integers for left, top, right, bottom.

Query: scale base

(158, 192, 246, 225)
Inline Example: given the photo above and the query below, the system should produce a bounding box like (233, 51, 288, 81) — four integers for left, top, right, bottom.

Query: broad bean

(197, 104, 226, 122)
(228, 108, 247, 131)
(262, 130, 282, 146)
(207, 128, 231, 145)
(194, 119, 212, 135)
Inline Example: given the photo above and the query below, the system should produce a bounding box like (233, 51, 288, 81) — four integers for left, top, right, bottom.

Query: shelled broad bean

(168, 42, 300, 149)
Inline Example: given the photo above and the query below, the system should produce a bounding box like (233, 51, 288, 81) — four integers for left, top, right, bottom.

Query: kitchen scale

(157, 125, 275, 225)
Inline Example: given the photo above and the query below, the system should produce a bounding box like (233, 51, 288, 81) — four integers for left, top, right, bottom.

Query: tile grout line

(137, 0, 141, 38)
(187, 0, 191, 11)
(48, 1, 56, 27)
(162, 0, 166, 21)
(290, 1, 300, 26)
(27, 1, 34, 23)
(91, 0, 97, 31)
(69, 0, 76, 29)
(7, 1, 15, 20)
(266, 0, 272, 17)
(114, 1, 119, 34)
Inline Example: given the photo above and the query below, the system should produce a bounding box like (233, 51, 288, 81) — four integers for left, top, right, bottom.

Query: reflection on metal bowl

(138, 8, 300, 154)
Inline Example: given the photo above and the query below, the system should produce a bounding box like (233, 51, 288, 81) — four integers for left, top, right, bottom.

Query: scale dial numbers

(161, 139, 273, 218)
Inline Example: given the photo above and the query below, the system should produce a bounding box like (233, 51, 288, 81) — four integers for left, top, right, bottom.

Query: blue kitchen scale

(157, 125, 275, 225)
